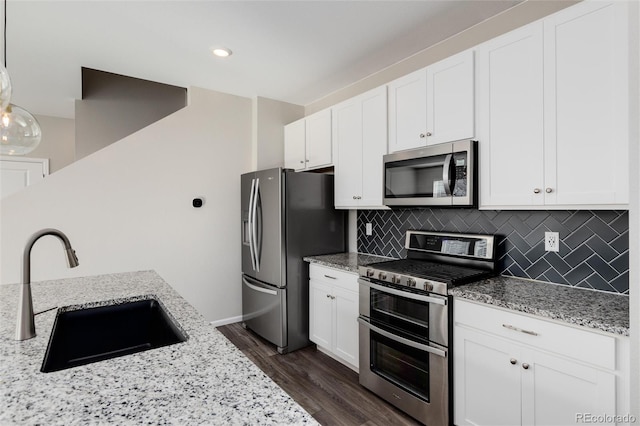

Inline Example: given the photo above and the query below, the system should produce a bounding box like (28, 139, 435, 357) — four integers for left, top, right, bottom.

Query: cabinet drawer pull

(324, 275, 337, 280)
(545, 187, 553, 193)
(510, 358, 517, 365)
(533, 188, 541, 194)
(522, 363, 530, 370)
(502, 324, 539, 336)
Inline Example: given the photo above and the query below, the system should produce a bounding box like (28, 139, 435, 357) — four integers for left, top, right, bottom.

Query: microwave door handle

(358, 278, 447, 305)
(358, 318, 447, 358)
(248, 178, 257, 270)
(442, 153, 453, 196)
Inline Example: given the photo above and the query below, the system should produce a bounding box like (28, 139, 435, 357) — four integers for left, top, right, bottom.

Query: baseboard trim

(210, 315, 243, 328)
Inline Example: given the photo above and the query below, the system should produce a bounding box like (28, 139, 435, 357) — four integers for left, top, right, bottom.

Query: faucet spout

(16, 228, 79, 341)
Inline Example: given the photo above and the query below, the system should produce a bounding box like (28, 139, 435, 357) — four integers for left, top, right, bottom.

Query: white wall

(0, 86, 252, 323)
(28, 114, 76, 173)
(629, 0, 639, 417)
(252, 96, 304, 171)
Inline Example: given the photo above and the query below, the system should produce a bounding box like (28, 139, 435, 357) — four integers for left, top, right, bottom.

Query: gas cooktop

(358, 230, 497, 296)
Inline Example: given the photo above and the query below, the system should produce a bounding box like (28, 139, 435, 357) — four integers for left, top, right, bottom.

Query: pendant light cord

(3, 0, 6, 68)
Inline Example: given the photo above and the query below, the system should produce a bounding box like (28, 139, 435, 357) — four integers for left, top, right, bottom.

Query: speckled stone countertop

(450, 275, 629, 336)
(0, 271, 317, 425)
(304, 252, 394, 273)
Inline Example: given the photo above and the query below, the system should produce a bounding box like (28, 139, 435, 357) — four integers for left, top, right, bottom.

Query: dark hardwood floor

(217, 322, 421, 426)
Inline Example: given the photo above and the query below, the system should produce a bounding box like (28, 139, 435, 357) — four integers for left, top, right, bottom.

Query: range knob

(366, 269, 375, 278)
(378, 272, 387, 280)
(425, 282, 434, 291)
(407, 278, 416, 287)
(391, 275, 400, 284)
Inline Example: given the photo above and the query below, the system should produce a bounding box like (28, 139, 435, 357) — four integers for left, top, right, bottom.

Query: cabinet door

(388, 68, 427, 152)
(477, 23, 545, 208)
(523, 350, 616, 426)
(360, 86, 388, 208)
(309, 279, 334, 349)
(284, 119, 306, 171)
(333, 99, 362, 208)
(454, 326, 522, 426)
(333, 286, 359, 368)
(305, 109, 332, 169)
(543, 1, 628, 205)
(426, 49, 475, 145)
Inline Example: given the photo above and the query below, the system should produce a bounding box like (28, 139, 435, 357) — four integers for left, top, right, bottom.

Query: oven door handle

(358, 318, 447, 358)
(358, 278, 447, 306)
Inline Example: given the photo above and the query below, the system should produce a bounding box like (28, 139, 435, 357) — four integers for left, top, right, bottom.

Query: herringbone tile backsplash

(357, 209, 629, 294)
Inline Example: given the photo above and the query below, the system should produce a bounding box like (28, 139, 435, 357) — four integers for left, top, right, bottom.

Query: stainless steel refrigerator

(241, 168, 345, 354)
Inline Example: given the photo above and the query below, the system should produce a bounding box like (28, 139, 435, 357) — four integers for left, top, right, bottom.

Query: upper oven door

(359, 278, 448, 347)
(383, 139, 475, 207)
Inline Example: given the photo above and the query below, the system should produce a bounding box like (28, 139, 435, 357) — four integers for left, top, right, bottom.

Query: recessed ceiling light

(211, 47, 232, 58)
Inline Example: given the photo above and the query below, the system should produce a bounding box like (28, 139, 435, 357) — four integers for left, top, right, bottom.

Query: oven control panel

(360, 267, 446, 296)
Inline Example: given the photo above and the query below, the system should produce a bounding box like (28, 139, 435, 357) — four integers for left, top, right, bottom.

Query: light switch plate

(365, 223, 373, 236)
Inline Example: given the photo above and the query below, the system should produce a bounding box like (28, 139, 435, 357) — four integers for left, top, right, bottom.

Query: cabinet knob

(522, 363, 530, 370)
(300, 160, 304, 164)
(533, 188, 541, 194)
(305, 159, 310, 163)
(419, 133, 426, 138)
(510, 358, 517, 365)
(545, 188, 553, 193)
(426, 132, 432, 136)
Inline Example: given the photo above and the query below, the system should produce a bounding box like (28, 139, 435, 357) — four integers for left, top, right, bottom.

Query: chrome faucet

(15, 228, 79, 341)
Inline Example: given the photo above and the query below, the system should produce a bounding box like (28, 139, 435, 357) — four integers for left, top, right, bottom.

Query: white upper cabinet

(426, 49, 475, 145)
(388, 69, 427, 152)
(477, 23, 545, 207)
(284, 108, 332, 171)
(284, 118, 306, 171)
(543, 0, 628, 206)
(333, 86, 388, 209)
(479, 0, 629, 209)
(388, 49, 475, 153)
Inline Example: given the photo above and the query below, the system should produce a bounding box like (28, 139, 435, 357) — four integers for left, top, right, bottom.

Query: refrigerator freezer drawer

(242, 275, 286, 350)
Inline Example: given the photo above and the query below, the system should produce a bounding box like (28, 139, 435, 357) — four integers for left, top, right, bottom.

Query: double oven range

(358, 230, 497, 425)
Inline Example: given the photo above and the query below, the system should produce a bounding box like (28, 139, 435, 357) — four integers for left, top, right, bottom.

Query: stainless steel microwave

(383, 139, 477, 207)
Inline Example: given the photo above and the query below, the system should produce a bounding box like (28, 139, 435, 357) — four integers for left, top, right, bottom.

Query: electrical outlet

(544, 232, 559, 252)
(365, 223, 373, 236)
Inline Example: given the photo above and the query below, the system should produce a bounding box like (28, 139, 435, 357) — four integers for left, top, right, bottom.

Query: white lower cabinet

(454, 299, 628, 426)
(309, 264, 359, 371)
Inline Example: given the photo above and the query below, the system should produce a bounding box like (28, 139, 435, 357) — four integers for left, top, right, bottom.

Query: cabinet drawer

(454, 299, 615, 370)
(309, 264, 358, 292)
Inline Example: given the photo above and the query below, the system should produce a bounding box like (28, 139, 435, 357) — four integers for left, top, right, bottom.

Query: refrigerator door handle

(243, 276, 277, 296)
(252, 178, 261, 272)
(248, 178, 257, 270)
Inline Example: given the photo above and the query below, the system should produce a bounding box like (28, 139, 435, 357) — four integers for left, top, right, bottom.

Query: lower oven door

(358, 317, 449, 426)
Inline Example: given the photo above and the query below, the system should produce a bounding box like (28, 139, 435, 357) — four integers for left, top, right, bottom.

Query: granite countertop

(450, 275, 629, 336)
(304, 252, 394, 273)
(0, 271, 317, 425)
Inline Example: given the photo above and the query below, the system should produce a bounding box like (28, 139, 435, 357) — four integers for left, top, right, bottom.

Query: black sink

(41, 297, 188, 373)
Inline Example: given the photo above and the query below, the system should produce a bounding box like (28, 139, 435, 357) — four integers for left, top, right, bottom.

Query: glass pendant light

(0, 0, 42, 156)
(0, 64, 11, 109)
(0, 104, 42, 155)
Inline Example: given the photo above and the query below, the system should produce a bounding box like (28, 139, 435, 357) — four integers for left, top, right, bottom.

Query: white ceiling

(3, 0, 522, 119)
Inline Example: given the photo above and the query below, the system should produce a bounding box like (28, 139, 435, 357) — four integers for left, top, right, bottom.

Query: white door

(305, 109, 332, 169)
(333, 286, 359, 368)
(477, 22, 545, 208)
(543, 0, 628, 205)
(388, 68, 427, 152)
(309, 279, 333, 349)
(0, 157, 48, 199)
(284, 119, 306, 171)
(426, 49, 475, 145)
(454, 327, 522, 426)
(333, 98, 362, 208)
(360, 86, 388, 208)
